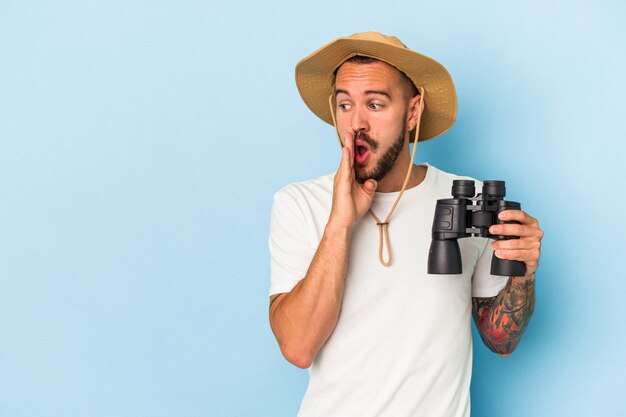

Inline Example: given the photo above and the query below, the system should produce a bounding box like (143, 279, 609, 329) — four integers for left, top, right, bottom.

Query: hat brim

(295, 36, 457, 142)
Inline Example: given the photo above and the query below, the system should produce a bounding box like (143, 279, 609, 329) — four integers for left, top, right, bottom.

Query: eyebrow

(335, 89, 391, 99)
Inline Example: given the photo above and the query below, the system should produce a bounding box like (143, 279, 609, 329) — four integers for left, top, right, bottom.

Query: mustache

(355, 131, 379, 150)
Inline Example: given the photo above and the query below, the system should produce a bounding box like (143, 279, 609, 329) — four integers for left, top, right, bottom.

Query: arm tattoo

(472, 278, 535, 355)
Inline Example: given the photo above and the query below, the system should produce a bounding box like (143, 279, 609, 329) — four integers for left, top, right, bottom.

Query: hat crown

(344, 31, 408, 49)
(295, 32, 457, 142)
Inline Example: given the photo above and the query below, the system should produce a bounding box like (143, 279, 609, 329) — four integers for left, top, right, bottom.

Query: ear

(406, 94, 424, 131)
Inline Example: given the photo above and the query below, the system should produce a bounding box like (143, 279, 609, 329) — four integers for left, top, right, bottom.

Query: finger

(497, 210, 544, 241)
(493, 247, 541, 264)
(489, 222, 542, 238)
(334, 146, 348, 182)
(362, 179, 378, 196)
(340, 146, 352, 179)
(491, 238, 541, 251)
(343, 131, 355, 168)
(498, 209, 538, 226)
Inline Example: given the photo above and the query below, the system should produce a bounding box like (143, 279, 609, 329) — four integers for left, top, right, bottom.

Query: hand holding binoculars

(428, 180, 526, 277)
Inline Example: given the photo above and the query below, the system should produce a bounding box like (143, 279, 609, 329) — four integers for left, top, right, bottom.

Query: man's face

(334, 61, 413, 183)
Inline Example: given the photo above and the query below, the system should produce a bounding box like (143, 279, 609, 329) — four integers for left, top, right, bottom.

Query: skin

(269, 60, 543, 367)
(474, 210, 543, 356)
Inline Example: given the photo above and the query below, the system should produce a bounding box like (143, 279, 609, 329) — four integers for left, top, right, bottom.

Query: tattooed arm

(472, 209, 543, 356)
(472, 276, 535, 356)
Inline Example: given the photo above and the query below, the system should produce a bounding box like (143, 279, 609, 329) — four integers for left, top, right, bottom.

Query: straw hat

(295, 32, 457, 142)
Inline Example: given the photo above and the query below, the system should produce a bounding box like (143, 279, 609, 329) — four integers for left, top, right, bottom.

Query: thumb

(363, 179, 378, 195)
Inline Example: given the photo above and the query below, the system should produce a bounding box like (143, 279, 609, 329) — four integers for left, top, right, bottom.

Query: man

(268, 32, 543, 417)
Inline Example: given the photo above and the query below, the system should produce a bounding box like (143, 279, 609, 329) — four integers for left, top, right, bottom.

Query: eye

(338, 103, 351, 111)
(369, 102, 383, 110)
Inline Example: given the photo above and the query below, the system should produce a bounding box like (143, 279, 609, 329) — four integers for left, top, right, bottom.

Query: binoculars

(428, 180, 526, 277)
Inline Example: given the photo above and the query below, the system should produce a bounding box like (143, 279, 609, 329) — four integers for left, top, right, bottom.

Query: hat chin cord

(328, 87, 425, 267)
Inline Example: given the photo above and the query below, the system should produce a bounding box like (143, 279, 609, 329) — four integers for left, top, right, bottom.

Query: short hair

(332, 55, 419, 100)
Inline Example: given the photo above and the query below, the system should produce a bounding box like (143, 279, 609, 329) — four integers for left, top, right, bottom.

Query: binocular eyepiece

(428, 180, 526, 277)
(451, 180, 506, 199)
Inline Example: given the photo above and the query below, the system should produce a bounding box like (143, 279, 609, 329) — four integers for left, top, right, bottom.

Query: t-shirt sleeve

(268, 188, 317, 296)
(471, 238, 510, 298)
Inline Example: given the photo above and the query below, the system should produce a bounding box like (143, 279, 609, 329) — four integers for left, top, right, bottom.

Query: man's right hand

(328, 132, 377, 231)
(270, 131, 375, 369)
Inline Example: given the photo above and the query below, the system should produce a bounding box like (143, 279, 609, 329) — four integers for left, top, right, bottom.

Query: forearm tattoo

(472, 278, 535, 355)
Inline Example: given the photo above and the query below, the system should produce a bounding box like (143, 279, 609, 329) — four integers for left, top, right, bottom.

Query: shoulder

(425, 164, 482, 195)
(271, 173, 335, 220)
(273, 173, 334, 204)
(427, 164, 479, 183)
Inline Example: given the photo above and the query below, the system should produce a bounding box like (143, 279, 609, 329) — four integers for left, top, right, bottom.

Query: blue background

(1, 1, 624, 416)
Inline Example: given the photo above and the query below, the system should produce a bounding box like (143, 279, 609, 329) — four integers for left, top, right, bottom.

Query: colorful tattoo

(472, 277, 535, 355)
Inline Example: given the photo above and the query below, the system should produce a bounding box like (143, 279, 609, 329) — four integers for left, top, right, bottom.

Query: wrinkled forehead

(334, 59, 406, 90)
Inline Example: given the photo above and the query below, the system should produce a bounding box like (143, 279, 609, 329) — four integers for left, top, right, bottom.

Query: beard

(355, 120, 407, 184)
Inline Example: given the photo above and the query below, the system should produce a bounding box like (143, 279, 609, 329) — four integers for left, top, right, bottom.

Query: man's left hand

(489, 210, 544, 278)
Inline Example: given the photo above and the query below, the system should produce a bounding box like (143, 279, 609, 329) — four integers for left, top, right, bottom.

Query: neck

(375, 144, 425, 193)
(376, 163, 426, 193)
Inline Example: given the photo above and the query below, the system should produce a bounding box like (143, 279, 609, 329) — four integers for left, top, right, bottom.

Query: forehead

(334, 60, 404, 92)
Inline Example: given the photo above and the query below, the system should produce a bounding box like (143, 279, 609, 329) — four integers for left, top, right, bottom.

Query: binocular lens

(451, 180, 475, 198)
(483, 181, 505, 198)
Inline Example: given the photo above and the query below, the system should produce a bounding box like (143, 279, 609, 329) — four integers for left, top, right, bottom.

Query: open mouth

(354, 141, 370, 165)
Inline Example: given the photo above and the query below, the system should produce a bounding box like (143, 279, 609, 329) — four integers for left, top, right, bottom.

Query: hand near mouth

(328, 132, 378, 231)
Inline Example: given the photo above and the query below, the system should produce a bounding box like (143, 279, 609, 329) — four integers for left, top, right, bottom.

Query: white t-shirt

(269, 164, 509, 417)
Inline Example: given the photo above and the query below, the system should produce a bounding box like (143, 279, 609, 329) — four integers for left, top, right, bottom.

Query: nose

(350, 106, 369, 136)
